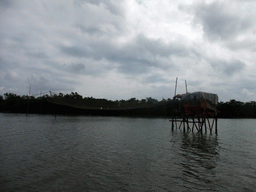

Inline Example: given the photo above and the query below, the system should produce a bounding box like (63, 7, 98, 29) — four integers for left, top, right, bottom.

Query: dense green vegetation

(1, 92, 256, 118)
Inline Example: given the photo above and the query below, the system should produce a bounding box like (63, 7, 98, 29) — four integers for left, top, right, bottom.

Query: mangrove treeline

(0, 92, 256, 118)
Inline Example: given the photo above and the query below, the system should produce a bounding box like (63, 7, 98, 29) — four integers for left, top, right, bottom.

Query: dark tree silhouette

(1, 92, 256, 118)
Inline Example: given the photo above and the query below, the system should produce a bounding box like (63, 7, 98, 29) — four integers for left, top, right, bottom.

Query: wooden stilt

(200, 118, 203, 134)
(183, 117, 186, 132)
(171, 117, 174, 131)
(175, 116, 178, 130)
(192, 117, 195, 132)
(170, 116, 218, 134)
(186, 117, 190, 130)
(171, 89, 218, 134)
(204, 118, 207, 134)
(215, 117, 218, 134)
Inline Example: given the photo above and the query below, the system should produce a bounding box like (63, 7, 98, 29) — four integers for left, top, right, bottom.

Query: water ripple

(1, 115, 256, 191)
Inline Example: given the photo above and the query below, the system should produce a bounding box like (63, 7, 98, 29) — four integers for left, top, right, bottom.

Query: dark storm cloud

(70, 63, 86, 72)
(193, 1, 253, 40)
(227, 38, 256, 51)
(61, 63, 86, 74)
(0, 57, 9, 70)
(73, 0, 125, 37)
(75, 25, 102, 35)
(142, 74, 171, 84)
(74, 0, 124, 16)
(210, 59, 245, 76)
(1, 0, 256, 101)
(101, 35, 188, 74)
(0, 0, 13, 9)
(186, 80, 202, 87)
(26, 51, 48, 59)
(128, 34, 188, 57)
(58, 34, 189, 75)
(237, 77, 256, 90)
(27, 74, 77, 95)
(4, 71, 19, 81)
(24, 62, 82, 94)
(59, 46, 89, 58)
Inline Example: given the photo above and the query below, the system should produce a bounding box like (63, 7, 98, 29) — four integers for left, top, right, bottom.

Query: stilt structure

(170, 91, 218, 134)
(171, 116, 218, 134)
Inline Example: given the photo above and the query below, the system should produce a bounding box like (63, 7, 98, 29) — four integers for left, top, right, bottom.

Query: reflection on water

(0, 114, 256, 191)
(178, 132, 220, 191)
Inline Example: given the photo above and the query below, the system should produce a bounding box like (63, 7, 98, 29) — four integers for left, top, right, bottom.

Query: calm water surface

(1, 113, 256, 191)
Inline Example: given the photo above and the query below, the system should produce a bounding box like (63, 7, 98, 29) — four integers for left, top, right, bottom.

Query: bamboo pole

(192, 117, 195, 132)
(183, 117, 186, 132)
(204, 118, 207, 134)
(174, 77, 178, 97)
(171, 117, 174, 131)
(215, 117, 218, 134)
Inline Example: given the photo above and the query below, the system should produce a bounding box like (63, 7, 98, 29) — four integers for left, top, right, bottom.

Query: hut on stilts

(170, 79, 218, 134)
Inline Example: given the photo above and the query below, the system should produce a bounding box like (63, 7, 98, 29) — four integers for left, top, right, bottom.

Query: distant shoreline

(1, 92, 256, 118)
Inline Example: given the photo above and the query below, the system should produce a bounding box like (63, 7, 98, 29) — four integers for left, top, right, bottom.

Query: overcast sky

(1, 0, 256, 102)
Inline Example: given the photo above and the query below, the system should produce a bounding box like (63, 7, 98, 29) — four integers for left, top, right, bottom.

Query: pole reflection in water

(171, 131, 220, 191)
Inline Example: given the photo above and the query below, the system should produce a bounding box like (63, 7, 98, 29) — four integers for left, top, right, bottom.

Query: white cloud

(0, 0, 256, 102)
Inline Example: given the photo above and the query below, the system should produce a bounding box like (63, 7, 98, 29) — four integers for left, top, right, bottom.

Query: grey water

(0, 114, 256, 191)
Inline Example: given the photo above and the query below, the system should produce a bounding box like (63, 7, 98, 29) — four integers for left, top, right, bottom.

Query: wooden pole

(186, 117, 190, 130)
(175, 116, 178, 129)
(183, 117, 185, 132)
(174, 77, 178, 97)
(170, 114, 218, 134)
(192, 117, 194, 132)
(199, 117, 203, 134)
(171, 117, 174, 131)
(215, 117, 218, 134)
(204, 118, 207, 134)
(179, 119, 183, 129)
(185, 80, 188, 94)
